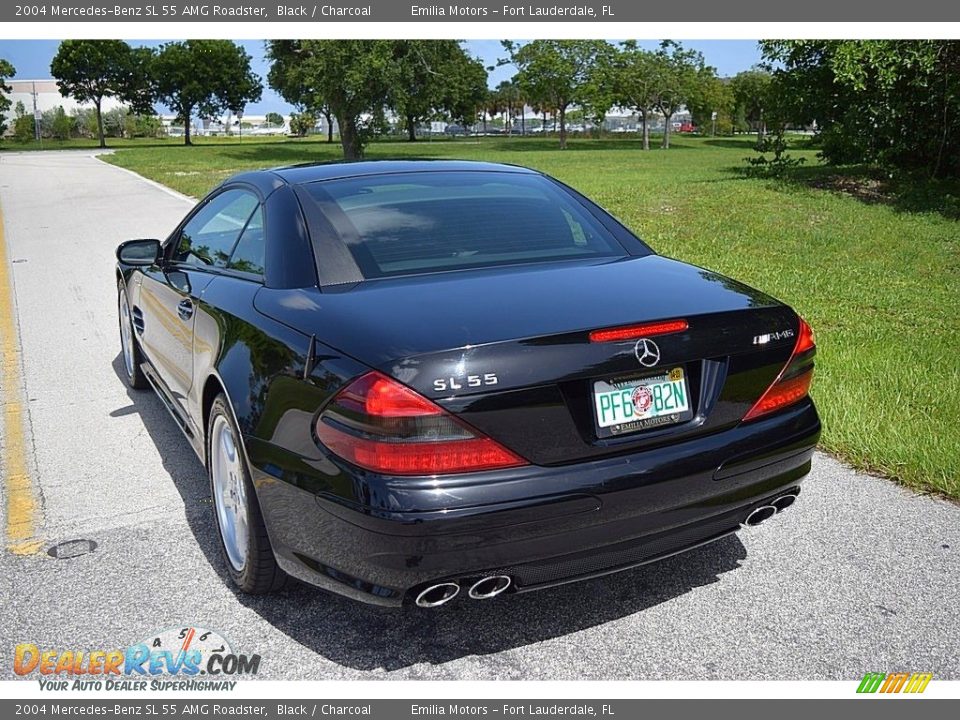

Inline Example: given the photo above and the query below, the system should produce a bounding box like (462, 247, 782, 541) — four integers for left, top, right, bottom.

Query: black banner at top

(4, 0, 959, 22)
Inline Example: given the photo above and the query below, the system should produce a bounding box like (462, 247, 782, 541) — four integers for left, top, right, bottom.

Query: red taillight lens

(743, 316, 816, 422)
(794, 317, 815, 354)
(315, 371, 527, 476)
(588, 319, 689, 343)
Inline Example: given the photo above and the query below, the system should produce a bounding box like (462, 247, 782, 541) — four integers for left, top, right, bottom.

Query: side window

(227, 205, 266, 276)
(172, 189, 259, 268)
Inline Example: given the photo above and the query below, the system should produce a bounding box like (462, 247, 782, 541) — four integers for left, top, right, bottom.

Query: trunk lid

(256, 255, 801, 464)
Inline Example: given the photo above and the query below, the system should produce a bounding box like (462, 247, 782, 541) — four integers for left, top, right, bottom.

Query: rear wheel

(117, 280, 148, 389)
(208, 393, 286, 594)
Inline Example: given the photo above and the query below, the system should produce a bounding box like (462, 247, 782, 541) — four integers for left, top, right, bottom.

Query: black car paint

(116, 160, 821, 606)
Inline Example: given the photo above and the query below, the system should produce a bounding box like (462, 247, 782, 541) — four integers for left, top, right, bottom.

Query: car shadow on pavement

(112, 353, 748, 673)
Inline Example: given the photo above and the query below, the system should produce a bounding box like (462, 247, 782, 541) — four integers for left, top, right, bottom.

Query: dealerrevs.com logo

(14, 627, 261, 691)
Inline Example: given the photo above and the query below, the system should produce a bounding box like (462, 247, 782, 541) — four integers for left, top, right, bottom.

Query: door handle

(177, 299, 194, 321)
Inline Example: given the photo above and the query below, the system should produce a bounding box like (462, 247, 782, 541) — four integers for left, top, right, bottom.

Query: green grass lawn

(99, 134, 960, 498)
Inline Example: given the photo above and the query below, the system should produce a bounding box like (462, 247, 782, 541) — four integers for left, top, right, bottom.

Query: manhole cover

(47, 539, 97, 559)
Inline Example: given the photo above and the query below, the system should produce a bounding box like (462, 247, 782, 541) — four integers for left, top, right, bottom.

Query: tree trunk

(325, 111, 333, 143)
(482, 113, 487, 134)
(662, 111, 672, 149)
(183, 105, 192, 146)
(406, 114, 417, 142)
(95, 98, 105, 149)
(641, 109, 649, 150)
(558, 106, 568, 150)
(520, 105, 525, 135)
(339, 116, 362, 160)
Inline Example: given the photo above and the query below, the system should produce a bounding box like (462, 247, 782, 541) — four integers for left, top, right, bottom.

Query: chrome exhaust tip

(743, 505, 777, 528)
(772, 493, 798, 512)
(467, 575, 512, 600)
(414, 582, 460, 608)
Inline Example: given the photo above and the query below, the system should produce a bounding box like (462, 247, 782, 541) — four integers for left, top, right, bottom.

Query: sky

(1, 39, 763, 116)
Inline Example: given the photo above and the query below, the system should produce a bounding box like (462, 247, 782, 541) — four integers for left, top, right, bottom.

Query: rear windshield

(302, 171, 630, 279)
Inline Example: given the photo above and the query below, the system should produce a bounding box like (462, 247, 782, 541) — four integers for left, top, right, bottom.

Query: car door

(137, 187, 261, 423)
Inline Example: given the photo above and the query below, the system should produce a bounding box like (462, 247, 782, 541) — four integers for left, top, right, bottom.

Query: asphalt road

(1, 150, 958, 681)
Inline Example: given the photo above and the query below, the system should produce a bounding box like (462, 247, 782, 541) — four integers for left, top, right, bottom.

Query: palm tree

(484, 90, 504, 135)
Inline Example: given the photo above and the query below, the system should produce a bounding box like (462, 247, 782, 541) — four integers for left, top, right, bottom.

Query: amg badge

(753, 329, 796, 345)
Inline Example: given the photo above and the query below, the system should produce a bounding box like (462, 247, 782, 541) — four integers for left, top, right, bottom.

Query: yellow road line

(0, 200, 42, 555)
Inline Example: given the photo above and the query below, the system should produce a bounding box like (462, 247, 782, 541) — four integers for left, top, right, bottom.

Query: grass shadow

(702, 138, 764, 150)
(725, 160, 960, 220)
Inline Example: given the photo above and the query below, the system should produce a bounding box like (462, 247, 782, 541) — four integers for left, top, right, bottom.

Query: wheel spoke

(211, 415, 248, 573)
(118, 291, 134, 376)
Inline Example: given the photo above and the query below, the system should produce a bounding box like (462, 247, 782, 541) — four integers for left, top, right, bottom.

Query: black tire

(117, 280, 148, 389)
(207, 393, 286, 594)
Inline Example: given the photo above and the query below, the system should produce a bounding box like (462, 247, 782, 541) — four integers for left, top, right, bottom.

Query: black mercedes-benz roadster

(116, 160, 820, 607)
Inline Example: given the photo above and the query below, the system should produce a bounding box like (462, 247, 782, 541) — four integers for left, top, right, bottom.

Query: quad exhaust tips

(742, 492, 799, 528)
(414, 575, 513, 607)
(414, 582, 460, 608)
(772, 493, 797, 512)
(468, 575, 512, 600)
(743, 505, 777, 527)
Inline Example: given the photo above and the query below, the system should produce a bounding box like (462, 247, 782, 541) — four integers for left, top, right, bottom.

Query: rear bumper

(249, 398, 821, 606)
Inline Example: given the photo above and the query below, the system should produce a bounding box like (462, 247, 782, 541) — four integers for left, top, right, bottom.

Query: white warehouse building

(3, 79, 126, 117)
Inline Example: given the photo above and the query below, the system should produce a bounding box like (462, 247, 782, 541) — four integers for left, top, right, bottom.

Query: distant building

(3, 79, 126, 118)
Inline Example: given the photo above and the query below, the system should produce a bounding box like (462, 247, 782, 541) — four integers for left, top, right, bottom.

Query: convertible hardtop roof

(221, 159, 539, 194)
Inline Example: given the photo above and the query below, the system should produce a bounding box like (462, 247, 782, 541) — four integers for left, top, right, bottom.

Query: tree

(483, 89, 503, 134)
(264, 111, 284, 127)
(12, 102, 34, 143)
(686, 70, 732, 136)
(153, 40, 262, 146)
(71, 108, 100, 139)
(50, 40, 151, 149)
(123, 110, 162, 138)
(730, 68, 774, 144)
(761, 40, 960, 178)
(579, 49, 617, 136)
(504, 40, 612, 149)
(40, 106, 74, 140)
(0, 59, 14, 136)
(651, 41, 706, 149)
(389, 41, 488, 141)
(440, 52, 490, 132)
(496, 79, 528, 135)
(612, 43, 657, 149)
(496, 80, 520, 135)
(268, 40, 400, 159)
(289, 112, 316, 137)
(267, 41, 330, 142)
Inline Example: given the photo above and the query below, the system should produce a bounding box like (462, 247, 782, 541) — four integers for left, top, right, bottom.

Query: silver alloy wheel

(119, 289, 135, 377)
(211, 414, 249, 572)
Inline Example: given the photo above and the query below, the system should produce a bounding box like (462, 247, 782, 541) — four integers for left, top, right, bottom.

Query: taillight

(743, 317, 816, 422)
(315, 371, 527, 476)
(589, 318, 689, 343)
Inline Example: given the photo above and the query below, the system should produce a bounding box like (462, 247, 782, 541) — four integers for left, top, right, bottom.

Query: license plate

(593, 367, 692, 437)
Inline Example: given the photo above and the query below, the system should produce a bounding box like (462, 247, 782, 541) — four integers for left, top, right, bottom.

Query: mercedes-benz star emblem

(634, 338, 661, 367)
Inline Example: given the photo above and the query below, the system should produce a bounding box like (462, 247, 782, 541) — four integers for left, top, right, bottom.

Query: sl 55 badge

(433, 374, 499, 392)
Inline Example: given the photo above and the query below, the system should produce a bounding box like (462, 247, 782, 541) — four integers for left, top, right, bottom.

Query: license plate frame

(593, 366, 694, 438)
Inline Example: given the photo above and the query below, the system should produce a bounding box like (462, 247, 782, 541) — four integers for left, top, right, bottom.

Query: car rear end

(247, 165, 821, 606)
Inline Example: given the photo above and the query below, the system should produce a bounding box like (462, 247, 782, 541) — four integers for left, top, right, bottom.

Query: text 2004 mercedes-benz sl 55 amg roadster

(115, 160, 820, 607)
